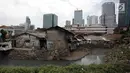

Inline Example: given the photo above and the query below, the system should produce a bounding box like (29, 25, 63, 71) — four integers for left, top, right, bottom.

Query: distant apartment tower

(73, 10, 84, 26)
(87, 15, 98, 26)
(29, 25, 35, 30)
(72, 19, 74, 25)
(25, 16, 31, 31)
(66, 20, 71, 25)
(100, 2, 116, 27)
(43, 14, 58, 28)
(118, 0, 130, 27)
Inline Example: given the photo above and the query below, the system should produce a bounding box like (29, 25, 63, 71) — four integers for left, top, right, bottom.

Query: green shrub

(0, 66, 38, 73)
(0, 64, 127, 73)
(39, 67, 68, 73)
(64, 64, 86, 73)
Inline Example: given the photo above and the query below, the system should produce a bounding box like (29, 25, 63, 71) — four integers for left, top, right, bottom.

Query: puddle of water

(74, 55, 105, 65)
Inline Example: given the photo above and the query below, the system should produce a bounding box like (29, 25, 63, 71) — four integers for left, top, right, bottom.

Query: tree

(0, 29, 7, 42)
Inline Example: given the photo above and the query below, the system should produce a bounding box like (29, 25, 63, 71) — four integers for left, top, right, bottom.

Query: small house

(46, 26, 75, 56)
(12, 32, 46, 50)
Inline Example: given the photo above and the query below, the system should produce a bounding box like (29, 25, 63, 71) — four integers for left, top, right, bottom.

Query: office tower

(99, 15, 105, 25)
(87, 15, 98, 26)
(72, 18, 74, 25)
(66, 20, 71, 25)
(82, 19, 85, 26)
(118, 0, 130, 27)
(29, 25, 35, 30)
(25, 16, 31, 31)
(102, 2, 115, 15)
(73, 10, 84, 25)
(100, 2, 116, 27)
(43, 14, 58, 28)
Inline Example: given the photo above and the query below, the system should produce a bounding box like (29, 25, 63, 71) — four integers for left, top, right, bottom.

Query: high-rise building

(25, 16, 31, 31)
(43, 14, 58, 28)
(26, 16, 31, 24)
(66, 20, 71, 25)
(102, 2, 115, 15)
(100, 2, 116, 27)
(29, 25, 35, 30)
(72, 18, 74, 25)
(118, 0, 130, 27)
(99, 15, 105, 25)
(73, 10, 84, 26)
(87, 15, 98, 26)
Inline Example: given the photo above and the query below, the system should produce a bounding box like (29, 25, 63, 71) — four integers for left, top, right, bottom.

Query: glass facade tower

(118, 0, 130, 27)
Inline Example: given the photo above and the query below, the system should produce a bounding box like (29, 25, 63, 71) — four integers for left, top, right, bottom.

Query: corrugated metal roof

(29, 32, 46, 38)
(13, 32, 46, 39)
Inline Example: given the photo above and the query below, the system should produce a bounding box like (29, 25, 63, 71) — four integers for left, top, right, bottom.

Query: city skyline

(0, 0, 119, 28)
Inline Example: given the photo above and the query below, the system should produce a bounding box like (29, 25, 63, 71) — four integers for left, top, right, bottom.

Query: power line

(64, 0, 80, 10)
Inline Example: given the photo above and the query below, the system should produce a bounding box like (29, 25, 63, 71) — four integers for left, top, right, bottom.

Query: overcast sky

(0, 0, 119, 28)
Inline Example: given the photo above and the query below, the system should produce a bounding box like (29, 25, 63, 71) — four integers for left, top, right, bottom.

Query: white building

(64, 24, 115, 34)
(87, 15, 98, 26)
(73, 10, 84, 26)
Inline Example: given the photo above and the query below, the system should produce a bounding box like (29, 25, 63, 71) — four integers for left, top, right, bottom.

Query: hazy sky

(0, 0, 119, 28)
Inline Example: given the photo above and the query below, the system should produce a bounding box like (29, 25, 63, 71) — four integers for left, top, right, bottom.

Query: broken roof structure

(12, 32, 46, 39)
(46, 26, 75, 36)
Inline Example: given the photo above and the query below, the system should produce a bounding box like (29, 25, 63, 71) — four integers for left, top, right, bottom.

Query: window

(25, 40, 30, 43)
(47, 40, 53, 50)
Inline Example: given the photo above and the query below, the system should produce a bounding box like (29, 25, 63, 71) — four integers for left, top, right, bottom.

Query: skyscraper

(72, 18, 74, 25)
(66, 20, 71, 25)
(25, 16, 31, 31)
(29, 25, 35, 30)
(26, 16, 31, 24)
(118, 0, 130, 27)
(100, 2, 116, 27)
(87, 15, 98, 26)
(102, 2, 115, 15)
(73, 10, 84, 26)
(43, 14, 58, 28)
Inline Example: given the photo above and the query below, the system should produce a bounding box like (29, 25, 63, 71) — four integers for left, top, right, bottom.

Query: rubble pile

(9, 49, 50, 60)
(9, 48, 71, 60)
(104, 31, 130, 64)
